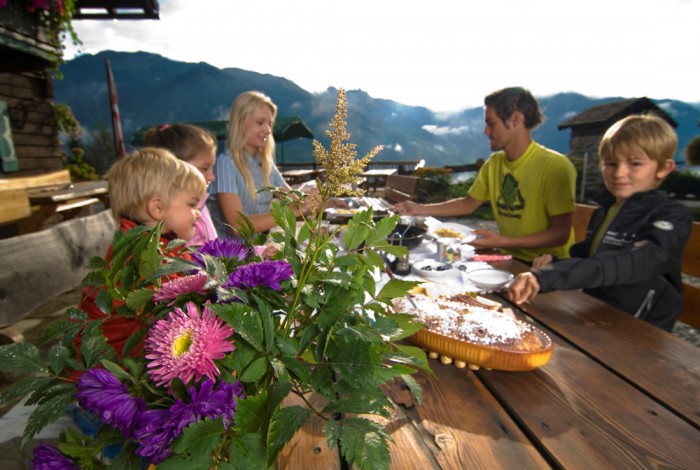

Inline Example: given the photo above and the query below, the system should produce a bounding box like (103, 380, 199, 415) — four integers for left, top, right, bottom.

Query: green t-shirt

(468, 141, 576, 261)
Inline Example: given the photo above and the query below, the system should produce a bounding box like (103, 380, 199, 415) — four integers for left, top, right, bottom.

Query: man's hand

(393, 200, 420, 215)
(469, 229, 503, 249)
(507, 272, 541, 305)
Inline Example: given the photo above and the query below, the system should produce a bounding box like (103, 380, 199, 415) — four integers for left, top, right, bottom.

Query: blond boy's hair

(107, 147, 206, 221)
(599, 114, 678, 169)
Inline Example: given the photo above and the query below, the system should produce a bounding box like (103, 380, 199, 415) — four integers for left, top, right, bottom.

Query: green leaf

(0, 342, 45, 373)
(267, 405, 312, 466)
(46, 343, 70, 375)
(125, 287, 155, 309)
(376, 278, 420, 302)
(390, 343, 430, 372)
(25, 390, 75, 440)
(321, 390, 392, 416)
(212, 303, 264, 352)
(171, 417, 225, 456)
(158, 455, 215, 470)
(239, 356, 269, 383)
(138, 226, 164, 282)
(383, 313, 425, 340)
(229, 432, 269, 470)
(234, 395, 267, 433)
(324, 417, 392, 470)
(0, 376, 56, 406)
(94, 288, 115, 315)
(80, 331, 109, 368)
(400, 374, 424, 406)
(100, 359, 132, 381)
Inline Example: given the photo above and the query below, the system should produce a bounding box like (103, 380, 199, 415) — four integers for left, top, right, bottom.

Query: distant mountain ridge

(54, 50, 700, 166)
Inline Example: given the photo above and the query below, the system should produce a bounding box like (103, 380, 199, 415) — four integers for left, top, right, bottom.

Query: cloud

(422, 125, 471, 136)
(393, 144, 403, 153)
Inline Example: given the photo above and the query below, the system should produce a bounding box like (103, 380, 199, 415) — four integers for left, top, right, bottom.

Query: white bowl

(412, 260, 454, 279)
(468, 268, 514, 290)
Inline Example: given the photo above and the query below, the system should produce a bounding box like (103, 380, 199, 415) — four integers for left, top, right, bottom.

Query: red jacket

(78, 218, 191, 358)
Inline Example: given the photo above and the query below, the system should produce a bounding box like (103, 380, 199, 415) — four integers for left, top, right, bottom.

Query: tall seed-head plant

(313, 88, 384, 201)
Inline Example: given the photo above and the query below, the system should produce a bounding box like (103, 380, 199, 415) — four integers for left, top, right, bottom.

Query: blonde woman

(208, 91, 314, 236)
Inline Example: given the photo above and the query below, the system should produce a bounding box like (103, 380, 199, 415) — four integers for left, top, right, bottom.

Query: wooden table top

(280, 258, 700, 469)
(362, 168, 398, 176)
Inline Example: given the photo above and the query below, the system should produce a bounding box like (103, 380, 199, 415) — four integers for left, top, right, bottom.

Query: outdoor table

(281, 169, 319, 186)
(361, 168, 397, 195)
(279, 224, 700, 469)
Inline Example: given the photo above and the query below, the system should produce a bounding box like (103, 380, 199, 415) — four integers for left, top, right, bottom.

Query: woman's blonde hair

(142, 123, 216, 163)
(107, 147, 206, 221)
(226, 91, 277, 199)
(599, 114, 677, 166)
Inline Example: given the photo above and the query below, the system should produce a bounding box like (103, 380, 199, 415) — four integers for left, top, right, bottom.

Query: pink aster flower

(152, 273, 208, 305)
(145, 302, 234, 388)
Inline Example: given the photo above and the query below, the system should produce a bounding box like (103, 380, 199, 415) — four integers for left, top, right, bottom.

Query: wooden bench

(383, 174, 420, 204)
(573, 202, 597, 243)
(679, 221, 700, 328)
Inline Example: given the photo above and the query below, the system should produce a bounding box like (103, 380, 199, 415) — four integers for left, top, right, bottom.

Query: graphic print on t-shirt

(496, 173, 525, 218)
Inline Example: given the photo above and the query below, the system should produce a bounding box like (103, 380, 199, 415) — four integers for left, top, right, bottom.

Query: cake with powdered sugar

(393, 294, 547, 352)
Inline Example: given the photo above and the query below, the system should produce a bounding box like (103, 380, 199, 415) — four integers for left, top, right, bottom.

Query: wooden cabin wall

(0, 71, 62, 177)
(568, 129, 605, 200)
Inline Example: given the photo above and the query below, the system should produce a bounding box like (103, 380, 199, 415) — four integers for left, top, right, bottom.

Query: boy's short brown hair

(107, 147, 206, 221)
(599, 114, 678, 168)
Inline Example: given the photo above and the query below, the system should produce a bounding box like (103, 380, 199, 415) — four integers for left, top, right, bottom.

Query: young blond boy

(79, 148, 207, 356)
(508, 114, 692, 331)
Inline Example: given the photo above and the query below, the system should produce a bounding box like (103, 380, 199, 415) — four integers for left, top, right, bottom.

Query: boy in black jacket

(508, 114, 692, 331)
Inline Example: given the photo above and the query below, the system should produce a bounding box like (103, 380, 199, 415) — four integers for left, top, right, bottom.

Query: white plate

(468, 268, 514, 290)
(412, 260, 455, 279)
(428, 222, 475, 243)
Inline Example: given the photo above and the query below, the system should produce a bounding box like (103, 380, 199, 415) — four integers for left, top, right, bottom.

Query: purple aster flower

(152, 273, 209, 304)
(145, 302, 234, 389)
(31, 443, 80, 469)
(75, 368, 147, 438)
(193, 239, 249, 267)
(223, 260, 294, 291)
(133, 409, 174, 464)
(134, 379, 245, 464)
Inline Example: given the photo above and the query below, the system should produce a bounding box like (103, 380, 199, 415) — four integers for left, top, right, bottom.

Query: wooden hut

(558, 97, 677, 200)
(0, 1, 158, 234)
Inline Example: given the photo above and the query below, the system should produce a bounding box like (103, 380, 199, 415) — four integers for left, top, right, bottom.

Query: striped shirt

(207, 151, 285, 237)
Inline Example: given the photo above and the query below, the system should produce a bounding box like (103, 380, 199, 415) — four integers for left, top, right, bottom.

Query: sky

(64, 0, 699, 113)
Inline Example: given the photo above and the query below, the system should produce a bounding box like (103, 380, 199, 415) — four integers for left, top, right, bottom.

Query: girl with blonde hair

(208, 91, 314, 236)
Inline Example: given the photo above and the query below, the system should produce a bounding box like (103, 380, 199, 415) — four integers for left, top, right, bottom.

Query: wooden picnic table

(281, 169, 320, 186)
(361, 168, 397, 195)
(280, 256, 700, 468)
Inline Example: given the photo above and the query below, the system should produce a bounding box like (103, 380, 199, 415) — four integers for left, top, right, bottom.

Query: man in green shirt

(395, 87, 576, 263)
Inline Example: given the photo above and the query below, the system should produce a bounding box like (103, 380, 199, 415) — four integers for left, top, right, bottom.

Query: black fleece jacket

(534, 190, 692, 331)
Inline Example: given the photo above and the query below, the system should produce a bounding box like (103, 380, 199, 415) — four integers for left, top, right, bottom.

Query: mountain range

(54, 50, 700, 167)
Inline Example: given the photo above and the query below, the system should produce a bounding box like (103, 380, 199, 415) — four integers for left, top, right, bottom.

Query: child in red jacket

(78, 147, 207, 357)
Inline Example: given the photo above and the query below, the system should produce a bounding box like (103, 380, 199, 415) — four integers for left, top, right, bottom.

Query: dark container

(386, 224, 427, 251)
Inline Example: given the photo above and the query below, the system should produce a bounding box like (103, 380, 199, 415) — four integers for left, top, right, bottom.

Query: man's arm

(394, 195, 485, 217)
(471, 212, 572, 250)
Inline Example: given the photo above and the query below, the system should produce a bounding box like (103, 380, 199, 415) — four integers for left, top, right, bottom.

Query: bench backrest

(384, 174, 420, 204)
(679, 221, 700, 328)
(573, 203, 597, 243)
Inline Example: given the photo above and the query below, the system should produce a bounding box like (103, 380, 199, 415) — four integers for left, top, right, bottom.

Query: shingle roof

(558, 97, 677, 130)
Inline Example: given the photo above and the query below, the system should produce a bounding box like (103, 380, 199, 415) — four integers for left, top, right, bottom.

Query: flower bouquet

(0, 89, 430, 469)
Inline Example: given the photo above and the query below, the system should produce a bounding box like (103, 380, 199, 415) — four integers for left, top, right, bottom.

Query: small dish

(428, 222, 476, 243)
(468, 268, 514, 290)
(412, 260, 454, 279)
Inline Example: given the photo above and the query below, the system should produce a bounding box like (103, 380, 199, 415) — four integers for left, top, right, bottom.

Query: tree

(685, 136, 700, 166)
(82, 121, 118, 176)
